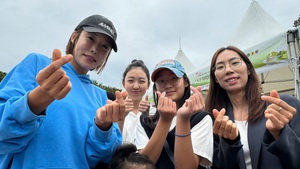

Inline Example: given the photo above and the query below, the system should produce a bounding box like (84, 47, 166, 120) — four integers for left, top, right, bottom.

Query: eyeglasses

(214, 58, 243, 73)
(155, 77, 180, 88)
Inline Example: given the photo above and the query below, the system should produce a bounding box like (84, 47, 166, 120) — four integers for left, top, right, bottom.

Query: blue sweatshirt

(0, 53, 122, 169)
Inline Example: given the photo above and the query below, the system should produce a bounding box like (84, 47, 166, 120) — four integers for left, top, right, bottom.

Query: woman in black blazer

(205, 46, 300, 169)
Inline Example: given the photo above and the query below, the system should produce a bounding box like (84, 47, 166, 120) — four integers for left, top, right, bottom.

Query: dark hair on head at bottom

(94, 161, 109, 169)
(110, 143, 156, 169)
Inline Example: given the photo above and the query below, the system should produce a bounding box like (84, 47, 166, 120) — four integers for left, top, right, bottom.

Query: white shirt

(149, 106, 157, 116)
(122, 111, 142, 144)
(236, 120, 252, 169)
(135, 115, 213, 167)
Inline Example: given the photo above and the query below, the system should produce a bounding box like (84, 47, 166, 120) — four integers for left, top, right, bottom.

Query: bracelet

(174, 131, 191, 137)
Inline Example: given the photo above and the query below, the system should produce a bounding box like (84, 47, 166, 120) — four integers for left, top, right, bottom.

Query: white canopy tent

(174, 48, 196, 75)
(187, 0, 300, 99)
(228, 0, 299, 99)
(148, 0, 300, 103)
(226, 0, 286, 50)
(227, 0, 299, 98)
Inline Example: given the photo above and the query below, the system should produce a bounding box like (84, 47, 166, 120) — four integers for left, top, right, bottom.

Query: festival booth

(148, 1, 300, 104)
(188, 1, 300, 99)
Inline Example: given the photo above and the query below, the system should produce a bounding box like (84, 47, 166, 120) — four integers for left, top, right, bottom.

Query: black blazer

(212, 94, 300, 169)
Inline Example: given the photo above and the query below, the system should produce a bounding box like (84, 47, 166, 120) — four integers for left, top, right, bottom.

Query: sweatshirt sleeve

(0, 53, 49, 154)
(85, 122, 122, 167)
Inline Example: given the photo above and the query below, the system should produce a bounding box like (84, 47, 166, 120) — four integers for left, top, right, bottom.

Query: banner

(188, 32, 288, 90)
(244, 33, 289, 73)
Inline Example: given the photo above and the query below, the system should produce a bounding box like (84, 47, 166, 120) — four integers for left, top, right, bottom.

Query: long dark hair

(144, 74, 191, 129)
(205, 46, 265, 123)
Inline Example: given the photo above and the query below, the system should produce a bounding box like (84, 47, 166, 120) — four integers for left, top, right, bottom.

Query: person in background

(135, 59, 213, 169)
(109, 143, 156, 169)
(205, 45, 300, 169)
(0, 14, 126, 169)
(118, 59, 151, 144)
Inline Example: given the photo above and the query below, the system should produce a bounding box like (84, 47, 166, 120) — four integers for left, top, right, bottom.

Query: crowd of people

(0, 14, 299, 169)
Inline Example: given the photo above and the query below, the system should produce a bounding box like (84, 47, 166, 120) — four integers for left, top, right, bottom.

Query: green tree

(294, 14, 300, 27)
(0, 71, 7, 82)
(92, 80, 121, 94)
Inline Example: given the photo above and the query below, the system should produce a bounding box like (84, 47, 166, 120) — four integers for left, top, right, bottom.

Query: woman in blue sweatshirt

(0, 14, 126, 169)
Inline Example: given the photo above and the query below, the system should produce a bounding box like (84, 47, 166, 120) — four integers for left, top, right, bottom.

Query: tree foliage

(92, 80, 121, 94)
(294, 14, 300, 27)
(0, 71, 7, 82)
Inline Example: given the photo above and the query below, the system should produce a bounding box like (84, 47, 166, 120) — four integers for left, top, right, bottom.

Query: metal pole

(287, 29, 300, 99)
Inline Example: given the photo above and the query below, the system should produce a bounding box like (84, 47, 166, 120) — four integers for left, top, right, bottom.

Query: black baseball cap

(75, 14, 118, 52)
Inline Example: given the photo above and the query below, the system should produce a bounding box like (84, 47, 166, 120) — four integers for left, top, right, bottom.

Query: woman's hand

(177, 86, 205, 120)
(261, 90, 296, 139)
(95, 91, 127, 130)
(29, 49, 73, 115)
(139, 95, 150, 115)
(124, 98, 133, 116)
(213, 108, 239, 140)
(36, 49, 73, 100)
(188, 86, 205, 113)
(157, 91, 177, 122)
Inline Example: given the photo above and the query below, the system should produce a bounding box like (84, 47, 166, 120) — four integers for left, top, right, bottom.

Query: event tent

(174, 43, 196, 75)
(148, 0, 299, 103)
(187, 0, 300, 99)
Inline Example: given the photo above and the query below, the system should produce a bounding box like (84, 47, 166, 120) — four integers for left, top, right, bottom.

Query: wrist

(175, 131, 191, 137)
(95, 118, 112, 131)
(269, 130, 281, 140)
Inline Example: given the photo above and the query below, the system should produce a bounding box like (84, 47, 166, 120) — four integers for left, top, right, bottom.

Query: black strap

(163, 139, 174, 164)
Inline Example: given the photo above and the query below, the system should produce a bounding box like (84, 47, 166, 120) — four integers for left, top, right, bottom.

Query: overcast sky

(1, 0, 299, 89)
